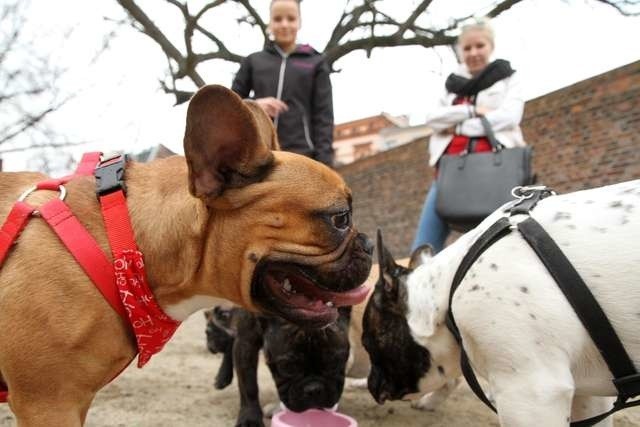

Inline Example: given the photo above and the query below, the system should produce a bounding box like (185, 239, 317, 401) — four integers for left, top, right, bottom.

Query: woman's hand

(255, 97, 288, 118)
(441, 125, 456, 135)
(474, 105, 491, 116)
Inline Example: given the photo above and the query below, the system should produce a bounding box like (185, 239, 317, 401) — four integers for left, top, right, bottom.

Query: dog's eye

(214, 307, 231, 321)
(331, 211, 351, 230)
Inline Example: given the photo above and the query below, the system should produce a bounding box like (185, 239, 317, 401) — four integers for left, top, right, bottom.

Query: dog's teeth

(325, 301, 334, 307)
(282, 279, 292, 293)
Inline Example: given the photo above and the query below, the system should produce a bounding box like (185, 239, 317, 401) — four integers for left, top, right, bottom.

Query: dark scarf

(445, 59, 515, 96)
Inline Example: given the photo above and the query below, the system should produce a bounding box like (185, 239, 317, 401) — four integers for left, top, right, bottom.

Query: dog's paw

(411, 394, 440, 411)
(214, 371, 233, 389)
(411, 394, 442, 412)
(262, 401, 283, 418)
(411, 378, 461, 411)
(235, 406, 264, 427)
(345, 377, 368, 389)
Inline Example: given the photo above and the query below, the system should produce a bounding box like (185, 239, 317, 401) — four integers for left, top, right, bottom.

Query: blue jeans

(411, 182, 450, 253)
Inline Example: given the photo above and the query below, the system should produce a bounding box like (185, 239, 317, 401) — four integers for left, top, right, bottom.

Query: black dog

(204, 306, 351, 427)
(204, 307, 235, 390)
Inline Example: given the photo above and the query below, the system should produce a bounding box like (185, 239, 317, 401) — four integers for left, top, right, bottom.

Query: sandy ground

(1, 312, 639, 426)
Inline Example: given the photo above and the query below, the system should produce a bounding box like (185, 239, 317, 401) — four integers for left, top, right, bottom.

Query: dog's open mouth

(252, 262, 369, 327)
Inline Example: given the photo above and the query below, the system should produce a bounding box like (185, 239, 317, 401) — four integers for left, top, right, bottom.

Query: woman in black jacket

(231, 0, 335, 167)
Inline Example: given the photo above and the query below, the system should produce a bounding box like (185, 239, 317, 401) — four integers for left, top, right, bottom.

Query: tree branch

(112, 0, 640, 104)
(116, 0, 205, 86)
(325, 33, 456, 67)
(594, 0, 640, 15)
(194, 24, 244, 63)
(194, 0, 226, 21)
(0, 140, 89, 155)
(235, 0, 268, 39)
(486, 0, 524, 17)
(397, 0, 434, 36)
(325, 1, 379, 51)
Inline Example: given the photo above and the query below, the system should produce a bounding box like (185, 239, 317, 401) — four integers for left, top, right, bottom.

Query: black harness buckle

(94, 154, 127, 197)
(613, 373, 640, 399)
(508, 185, 555, 216)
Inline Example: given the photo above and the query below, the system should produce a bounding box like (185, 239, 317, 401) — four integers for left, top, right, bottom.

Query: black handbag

(435, 116, 533, 232)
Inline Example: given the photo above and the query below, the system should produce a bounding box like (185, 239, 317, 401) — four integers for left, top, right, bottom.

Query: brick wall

(522, 61, 640, 192)
(337, 61, 640, 258)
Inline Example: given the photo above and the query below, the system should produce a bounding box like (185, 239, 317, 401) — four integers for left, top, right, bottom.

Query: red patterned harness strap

(0, 152, 102, 268)
(0, 152, 105, 402)
(0, 152, 180, 404)
(94, 156, 180, 368)
(0, 153, 127, 319)
(0, 202, 35, 263)
(38, 198, 127, 319)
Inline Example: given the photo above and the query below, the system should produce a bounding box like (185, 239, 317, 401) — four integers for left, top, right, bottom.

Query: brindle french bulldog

(205, 306, 351, 427)
(362, 231, 459, 407)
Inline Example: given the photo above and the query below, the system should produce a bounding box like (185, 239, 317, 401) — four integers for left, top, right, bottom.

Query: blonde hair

(270, 0, 301, 13)
(458, 17, 495, 48)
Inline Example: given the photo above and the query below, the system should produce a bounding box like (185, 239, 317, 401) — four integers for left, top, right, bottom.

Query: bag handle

(462, 138, 478, 155)
(479, 116, 504, 152)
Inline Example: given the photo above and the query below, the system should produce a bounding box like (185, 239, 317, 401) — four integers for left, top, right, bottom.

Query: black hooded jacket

(231, 42, 334, 167)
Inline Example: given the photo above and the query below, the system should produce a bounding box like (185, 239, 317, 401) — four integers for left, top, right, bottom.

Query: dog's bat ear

(376, 230, 395, 275)
(408, 244, 434, 270)
(376, 229, 384, 267)
(183, 85, 278, 200)
(376, 230, 399, 296)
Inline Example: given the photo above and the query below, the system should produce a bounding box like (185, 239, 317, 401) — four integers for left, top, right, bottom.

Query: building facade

(332, 113, 408, 166)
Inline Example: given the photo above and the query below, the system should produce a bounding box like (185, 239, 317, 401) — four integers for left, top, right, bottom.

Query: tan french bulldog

(0, 85, 373, 426)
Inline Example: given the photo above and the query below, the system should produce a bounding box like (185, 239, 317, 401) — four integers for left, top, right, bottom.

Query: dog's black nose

(377, 390, 390, 404)
(302, 382, 325, 400)
(358, 233, 374, 255)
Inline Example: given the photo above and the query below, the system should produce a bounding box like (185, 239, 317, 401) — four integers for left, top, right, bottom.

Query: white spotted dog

(363, 180, 640, 426)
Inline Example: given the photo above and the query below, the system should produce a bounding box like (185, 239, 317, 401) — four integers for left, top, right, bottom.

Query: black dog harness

(445, 186, 640, 426)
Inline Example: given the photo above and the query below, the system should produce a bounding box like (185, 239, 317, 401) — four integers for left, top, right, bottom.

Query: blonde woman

(412, 19, 526, 252)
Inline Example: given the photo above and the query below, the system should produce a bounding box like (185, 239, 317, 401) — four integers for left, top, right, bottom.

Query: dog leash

(446, 185, 640, 426)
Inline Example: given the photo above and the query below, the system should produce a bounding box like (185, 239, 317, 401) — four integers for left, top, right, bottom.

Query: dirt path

(1, 312, 639, 426)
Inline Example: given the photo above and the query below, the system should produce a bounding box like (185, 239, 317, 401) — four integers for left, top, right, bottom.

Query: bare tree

(114, 0, 640, 105)
(0, 1, 125, 173)
(0, 2, 78, 156)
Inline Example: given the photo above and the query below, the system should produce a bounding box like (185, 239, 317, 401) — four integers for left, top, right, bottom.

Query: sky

(3, 0, 640, 171)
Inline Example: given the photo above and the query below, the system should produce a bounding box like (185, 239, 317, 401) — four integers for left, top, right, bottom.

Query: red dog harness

(0, 153, 180, 402)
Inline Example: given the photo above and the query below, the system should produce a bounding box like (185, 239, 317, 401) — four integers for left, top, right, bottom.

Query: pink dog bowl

(271, 408, 357, 427)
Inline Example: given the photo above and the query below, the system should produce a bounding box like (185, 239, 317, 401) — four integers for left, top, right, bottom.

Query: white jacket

(425, 64, 526, 166)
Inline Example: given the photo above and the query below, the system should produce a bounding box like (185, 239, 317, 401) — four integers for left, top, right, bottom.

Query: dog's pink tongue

(298, 282, 370, 307)
(329, 285, 370, 307)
